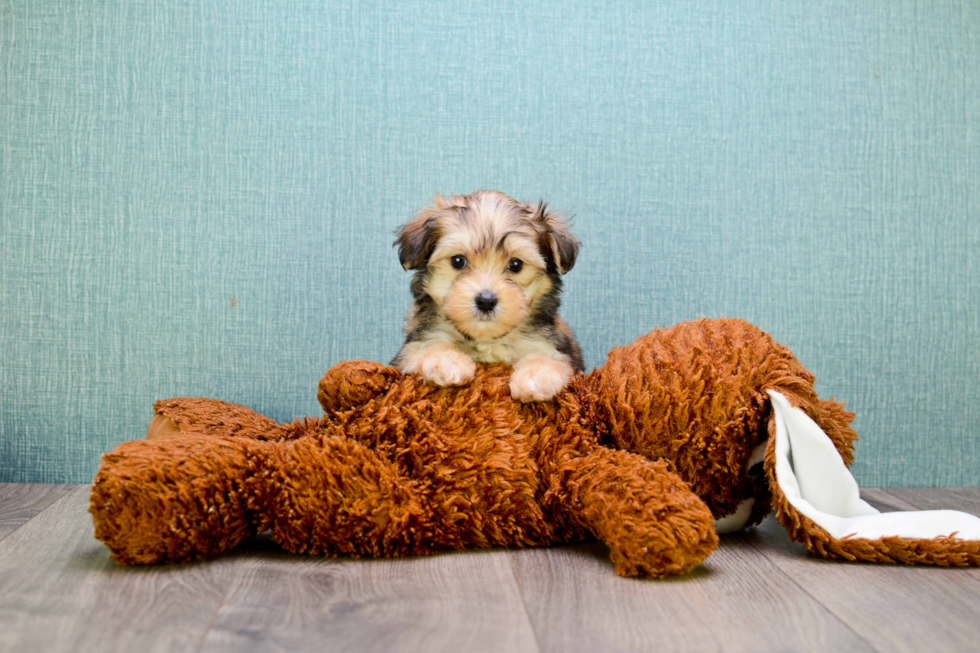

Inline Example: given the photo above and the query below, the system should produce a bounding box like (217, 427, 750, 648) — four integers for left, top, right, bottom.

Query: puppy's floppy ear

(395, 207, 441, 270)
(532, 202, 579, 274)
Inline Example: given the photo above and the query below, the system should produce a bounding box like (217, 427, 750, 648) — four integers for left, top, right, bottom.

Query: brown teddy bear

(89, 318, 980, 576)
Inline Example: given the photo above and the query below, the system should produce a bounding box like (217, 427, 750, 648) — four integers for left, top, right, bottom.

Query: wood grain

(0, 486, 238, 653)
(511, 538, 871, 653)
(3, 484, 980, 653)
(748, 488, 980, 653)
(882, 486, 980, 515)
(199, 545, 541, 653)
(858, 487, 919, 511)
(0, 483, 73, 542)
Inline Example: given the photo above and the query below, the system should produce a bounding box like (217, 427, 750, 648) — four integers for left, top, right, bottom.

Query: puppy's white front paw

(509, 354, 573, 402)
(419, 346, 476, 387)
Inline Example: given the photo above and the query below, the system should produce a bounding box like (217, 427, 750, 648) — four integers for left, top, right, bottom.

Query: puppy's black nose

(475, 291, 498, 313)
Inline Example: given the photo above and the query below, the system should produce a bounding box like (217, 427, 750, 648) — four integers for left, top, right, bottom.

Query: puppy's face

(396, 190, 578, 341)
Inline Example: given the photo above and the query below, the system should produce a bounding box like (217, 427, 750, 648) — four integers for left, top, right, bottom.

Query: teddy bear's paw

(610, 523, 718, 578)
(509, 354, 573, 402)
(318, 361, 401, 413)
(417, 345, 477, 387)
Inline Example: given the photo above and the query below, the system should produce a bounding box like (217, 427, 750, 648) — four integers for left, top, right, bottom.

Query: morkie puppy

(392, 190, 584, 402)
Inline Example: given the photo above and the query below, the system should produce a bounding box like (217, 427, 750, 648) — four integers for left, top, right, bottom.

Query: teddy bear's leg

(269, 432, 441, 558)
(91, 435, 277, 564)
(553, 447, 719, 577)
(317, 361, 402, 414)
(147, 397, 297, 441)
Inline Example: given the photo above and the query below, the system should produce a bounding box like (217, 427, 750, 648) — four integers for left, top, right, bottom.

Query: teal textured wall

(2, 1, 978, 485)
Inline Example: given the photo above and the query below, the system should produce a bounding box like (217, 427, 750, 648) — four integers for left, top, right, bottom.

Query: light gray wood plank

(4, 484, 979, 653)
(750, 501, 980, 653)
(859, 487, 919, 512)
(511, 537, 872, 653)
(879, 487, 980, 515)
(0, 483, 74, 542)
(0, 486, 240, 653)
(199, 544, 541, 653)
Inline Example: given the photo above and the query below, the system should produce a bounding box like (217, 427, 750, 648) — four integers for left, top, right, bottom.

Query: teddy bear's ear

(395, 205, 443, 270)
(532, 201, 579, 274)
(765, 389, 980, 565)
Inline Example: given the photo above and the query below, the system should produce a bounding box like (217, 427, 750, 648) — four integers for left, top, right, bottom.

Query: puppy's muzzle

(474, 291, 498, 314)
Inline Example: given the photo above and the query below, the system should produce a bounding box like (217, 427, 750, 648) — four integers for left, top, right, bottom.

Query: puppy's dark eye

(450, 255, 467, 270)
(507, 258, 523, 273)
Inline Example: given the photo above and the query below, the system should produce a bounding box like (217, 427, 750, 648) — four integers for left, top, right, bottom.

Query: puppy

(392, 190, 584, 402)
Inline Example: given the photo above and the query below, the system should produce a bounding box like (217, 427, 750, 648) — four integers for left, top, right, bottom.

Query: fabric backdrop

(2, 0, 978, 485)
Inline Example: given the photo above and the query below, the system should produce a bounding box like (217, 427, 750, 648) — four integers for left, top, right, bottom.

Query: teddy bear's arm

(554, 447, 719, 577)
(148, 397, 296, 441)
(317, 360, 402, 414)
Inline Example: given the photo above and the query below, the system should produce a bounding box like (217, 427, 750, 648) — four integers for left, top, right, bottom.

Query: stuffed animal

(89, 318, 980, 577)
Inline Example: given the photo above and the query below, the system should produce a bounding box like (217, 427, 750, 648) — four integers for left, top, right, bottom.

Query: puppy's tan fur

(392, 190, 583, 401)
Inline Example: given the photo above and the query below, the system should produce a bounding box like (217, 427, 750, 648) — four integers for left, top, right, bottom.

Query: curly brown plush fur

(91, 318, 864, 577)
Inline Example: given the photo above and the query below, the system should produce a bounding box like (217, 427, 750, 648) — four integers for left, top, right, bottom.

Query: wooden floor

(2, 484, 980, 652)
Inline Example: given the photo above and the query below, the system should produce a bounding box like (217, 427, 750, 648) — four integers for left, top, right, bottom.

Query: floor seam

(191, 562, 241, 653)
(0, 483, 79, 546)
(744, 535, 884, 653)
(508, 553, 546, 653)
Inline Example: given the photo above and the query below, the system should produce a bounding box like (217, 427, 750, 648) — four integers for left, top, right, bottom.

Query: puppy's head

(395, 190, 578, 340)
